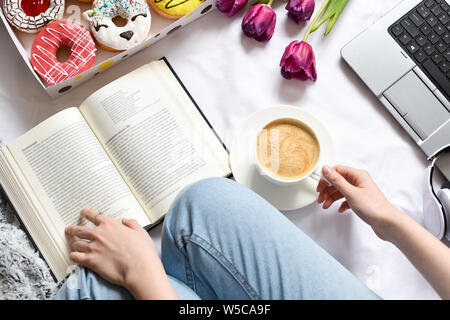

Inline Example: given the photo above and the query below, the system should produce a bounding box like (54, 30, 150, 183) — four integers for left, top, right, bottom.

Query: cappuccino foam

(257, 119, 319, 180)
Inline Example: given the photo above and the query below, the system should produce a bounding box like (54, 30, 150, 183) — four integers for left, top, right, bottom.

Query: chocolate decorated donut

(30, 21, 97, 85)
(2, 0, 64, 33)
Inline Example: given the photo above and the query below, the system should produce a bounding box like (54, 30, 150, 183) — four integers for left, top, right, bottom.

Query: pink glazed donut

(30, 21, 97, 85)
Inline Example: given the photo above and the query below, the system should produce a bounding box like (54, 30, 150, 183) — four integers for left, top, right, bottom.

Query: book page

(79, 60, 230, 222)
(7, 108, 150, 250)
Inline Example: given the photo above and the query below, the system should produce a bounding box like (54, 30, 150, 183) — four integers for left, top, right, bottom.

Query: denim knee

(163, 178, 239, 238)
(180, 177, 235, 202)
(167, 177, 232, 217)
(164, 177, 279, 238)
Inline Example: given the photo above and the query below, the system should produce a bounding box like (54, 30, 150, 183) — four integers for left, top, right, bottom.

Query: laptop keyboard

(389, 0, 450, 100)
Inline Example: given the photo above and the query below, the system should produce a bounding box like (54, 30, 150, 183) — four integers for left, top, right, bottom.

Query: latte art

(257, 119, 320, 180)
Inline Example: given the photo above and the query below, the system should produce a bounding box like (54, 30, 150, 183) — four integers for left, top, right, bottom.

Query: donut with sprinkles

(30, 21, 97, 85)
(83, 0, 151, 51)
(2, 0, 64, 33)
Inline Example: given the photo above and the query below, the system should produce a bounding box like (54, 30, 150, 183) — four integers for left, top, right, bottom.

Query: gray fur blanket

(0, 196, 56, 299)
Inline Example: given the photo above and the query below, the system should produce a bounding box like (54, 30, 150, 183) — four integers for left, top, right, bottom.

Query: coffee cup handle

(309, 169, 332, 186)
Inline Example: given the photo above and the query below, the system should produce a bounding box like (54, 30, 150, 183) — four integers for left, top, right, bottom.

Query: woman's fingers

(122, 218, 141, 230)
(316, 179, 330, 193)
(322, 165, 355, 196)
(334, 165, 369, 187)
(318, 185, 344, 209)
(318, 186, 340, 204)
(65, 225, 96, 241)
(317, 183, 338, 201)
(69, 251, 92, 267)
(81, 208, 105, 226)
(71, 239, 91, 252)
(338, 201, 350, 213)
(322, 191, 344, 209)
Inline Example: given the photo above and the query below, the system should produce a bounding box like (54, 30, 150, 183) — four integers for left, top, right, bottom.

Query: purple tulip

(280, 41, 317, 81)
(216, 0, 248, 17)
(241, 4, 276, 42)
(286, 0, 315, 24)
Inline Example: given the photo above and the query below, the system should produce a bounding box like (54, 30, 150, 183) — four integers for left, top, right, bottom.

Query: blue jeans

(54, 178, 379, 300)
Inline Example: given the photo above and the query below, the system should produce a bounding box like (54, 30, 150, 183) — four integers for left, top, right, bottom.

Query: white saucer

(230, 105, 336, 211)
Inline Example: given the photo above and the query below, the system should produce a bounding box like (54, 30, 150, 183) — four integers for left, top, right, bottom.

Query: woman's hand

(317, 165, 450, 299)
(65, 208, 178, 299)
(316, 165, 401, 240)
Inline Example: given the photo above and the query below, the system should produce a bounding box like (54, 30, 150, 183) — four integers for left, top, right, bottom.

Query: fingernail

(323, 165, 332, 175)
(80, 208, 92, 216)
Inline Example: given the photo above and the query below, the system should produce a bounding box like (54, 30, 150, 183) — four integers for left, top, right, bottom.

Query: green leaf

(311, 0, 349, 36)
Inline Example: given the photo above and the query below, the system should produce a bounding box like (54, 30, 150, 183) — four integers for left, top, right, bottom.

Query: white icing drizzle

(31, 22, 97, 85)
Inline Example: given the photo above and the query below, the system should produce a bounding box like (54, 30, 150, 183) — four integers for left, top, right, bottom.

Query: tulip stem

(303, 0, 331, 42)
(266, 0, 274, 7)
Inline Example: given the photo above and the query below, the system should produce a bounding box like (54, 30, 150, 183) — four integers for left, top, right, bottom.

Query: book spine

(160, 56, 230, 154)
(160, 57, 233, 180)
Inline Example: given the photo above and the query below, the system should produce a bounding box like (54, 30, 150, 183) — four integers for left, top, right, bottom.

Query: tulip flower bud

(285, 0, 315, 23)
(217, 0, 248, 17)
(280, 40, 317, 81)
(241, 4, 276, 42)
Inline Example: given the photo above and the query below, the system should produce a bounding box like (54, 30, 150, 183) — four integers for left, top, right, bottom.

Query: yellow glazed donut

(148, 0, 205, 20)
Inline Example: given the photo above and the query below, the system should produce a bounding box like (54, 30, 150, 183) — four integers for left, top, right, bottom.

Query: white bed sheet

(0, 0, 441, 299)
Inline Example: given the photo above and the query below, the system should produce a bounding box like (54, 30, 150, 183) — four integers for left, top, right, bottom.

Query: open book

(0, 59, 231, 282)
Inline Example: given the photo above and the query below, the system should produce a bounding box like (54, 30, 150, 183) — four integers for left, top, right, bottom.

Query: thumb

(122, 218, 141, 230)
(322, 165, 354, 196)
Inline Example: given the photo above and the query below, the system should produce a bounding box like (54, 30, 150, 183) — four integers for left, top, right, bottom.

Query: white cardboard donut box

(0, 0, 214, 97)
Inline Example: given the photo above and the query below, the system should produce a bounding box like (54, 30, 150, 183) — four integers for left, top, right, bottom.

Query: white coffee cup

(254, 116, 329, 186)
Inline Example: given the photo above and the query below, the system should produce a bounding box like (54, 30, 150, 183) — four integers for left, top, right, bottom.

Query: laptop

(342, 0, 450, 181)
